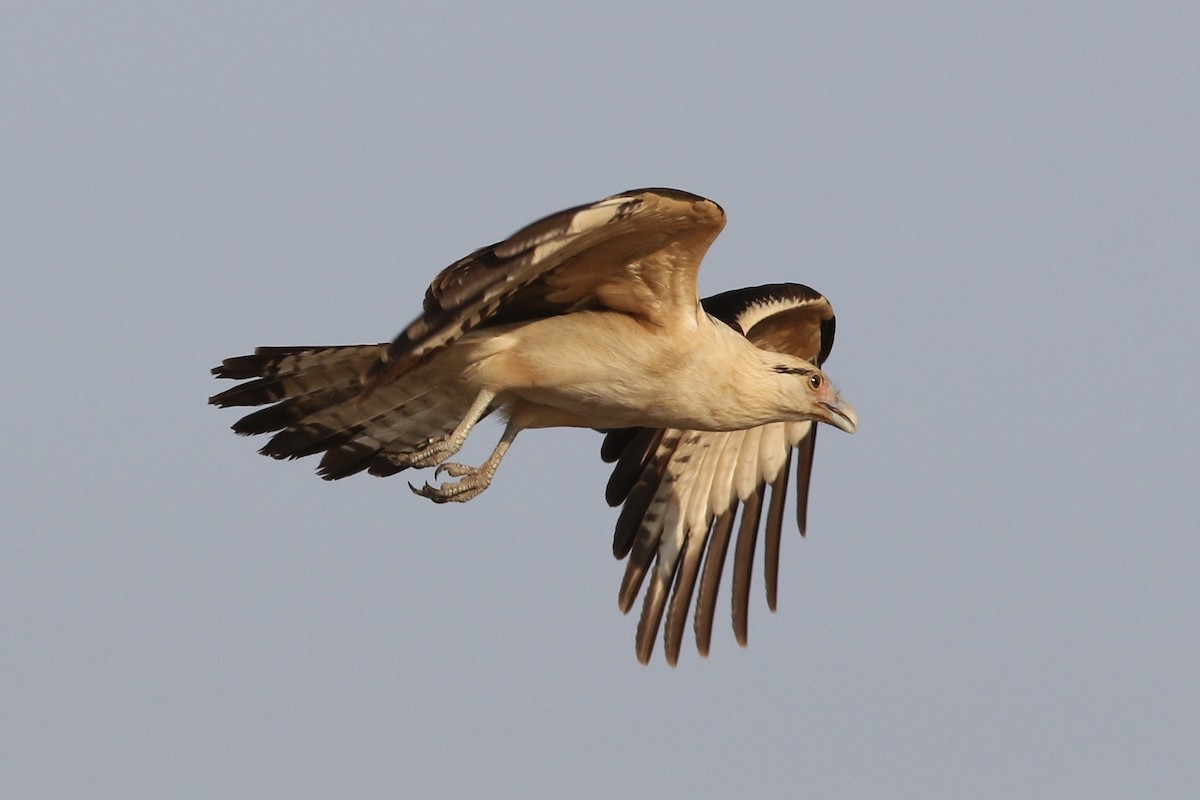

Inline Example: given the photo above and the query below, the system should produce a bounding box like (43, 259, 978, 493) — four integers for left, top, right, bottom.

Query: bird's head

(768, 358, 858, 434)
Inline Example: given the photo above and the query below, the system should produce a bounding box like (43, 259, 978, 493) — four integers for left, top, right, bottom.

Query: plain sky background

(3, 3, 1198, 798)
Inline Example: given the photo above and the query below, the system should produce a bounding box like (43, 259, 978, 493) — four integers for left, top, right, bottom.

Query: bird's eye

(809, 374, 822, 390)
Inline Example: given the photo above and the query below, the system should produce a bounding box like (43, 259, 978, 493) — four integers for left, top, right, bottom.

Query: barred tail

(210, 344, 480, 480)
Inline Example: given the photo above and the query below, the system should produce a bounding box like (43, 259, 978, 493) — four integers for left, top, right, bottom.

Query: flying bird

(210, 188, 856, 664)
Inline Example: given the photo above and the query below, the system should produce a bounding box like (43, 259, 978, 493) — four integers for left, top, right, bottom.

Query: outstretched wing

(601, 284, 838, 664)
(363, 188, 726, 392)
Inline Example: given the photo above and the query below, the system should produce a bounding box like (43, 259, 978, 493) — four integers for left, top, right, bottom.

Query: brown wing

(362, 188, 726, 392)
(601, 283, 837, 664)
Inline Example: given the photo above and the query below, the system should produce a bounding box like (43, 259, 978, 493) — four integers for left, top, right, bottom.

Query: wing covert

(363, 188, 726, 392)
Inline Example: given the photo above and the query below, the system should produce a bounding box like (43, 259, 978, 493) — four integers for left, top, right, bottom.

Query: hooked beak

(817, 395, 858, 434)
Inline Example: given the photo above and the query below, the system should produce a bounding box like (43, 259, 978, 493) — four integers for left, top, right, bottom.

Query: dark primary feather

(694, 508, 737, 656)
(616, 430, 684, 607)
(601, 283, 837, 664)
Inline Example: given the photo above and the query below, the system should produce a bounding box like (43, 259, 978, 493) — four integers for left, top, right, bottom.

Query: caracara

(211, 188, 856, 663)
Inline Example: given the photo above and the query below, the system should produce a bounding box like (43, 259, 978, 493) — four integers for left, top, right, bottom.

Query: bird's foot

(389, 434, 462, 470)
(408, 462, 494, 504)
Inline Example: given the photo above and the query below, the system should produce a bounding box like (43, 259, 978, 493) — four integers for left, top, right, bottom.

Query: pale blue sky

(3, 3, 1198, 798)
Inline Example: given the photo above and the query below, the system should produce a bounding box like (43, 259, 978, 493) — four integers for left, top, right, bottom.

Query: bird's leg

(410, 420, 520, 504)
(387, 389, 496, 470)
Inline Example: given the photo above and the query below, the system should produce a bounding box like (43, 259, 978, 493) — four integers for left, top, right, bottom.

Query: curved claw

(407, 468, 491, 504)
(406, 419, 516, 506)
(409, 480, 452, 504)
(435, 462, 472, 479)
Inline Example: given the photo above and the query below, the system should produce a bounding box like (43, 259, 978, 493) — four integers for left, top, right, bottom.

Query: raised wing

(363, 188, 726, 392)
(601, 284, 837, 664)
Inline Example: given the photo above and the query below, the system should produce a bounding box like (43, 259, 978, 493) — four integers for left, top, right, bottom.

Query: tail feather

(210, 345, 384, 408)
(210, 343, 481, 481)
(316, 386, 476, 479)
(230, 384, 364, 436)
(362, 400, 475, 477)
(258, 382, 421, 458)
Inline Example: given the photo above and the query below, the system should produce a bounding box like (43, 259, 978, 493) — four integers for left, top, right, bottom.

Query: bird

(210, 187, 857, 664)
